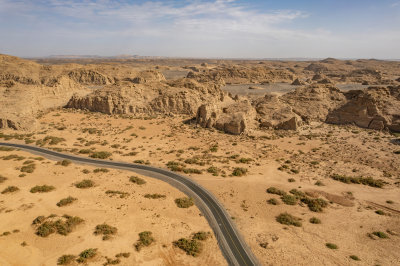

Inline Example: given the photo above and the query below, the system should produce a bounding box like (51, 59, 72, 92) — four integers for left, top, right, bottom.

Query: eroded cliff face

(326, 86, 400, 132)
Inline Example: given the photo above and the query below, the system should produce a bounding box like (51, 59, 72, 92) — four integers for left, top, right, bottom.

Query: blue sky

(0, 0, 399, 58)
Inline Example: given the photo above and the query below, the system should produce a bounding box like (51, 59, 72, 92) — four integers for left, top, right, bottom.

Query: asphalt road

(0, 142, 259, 266)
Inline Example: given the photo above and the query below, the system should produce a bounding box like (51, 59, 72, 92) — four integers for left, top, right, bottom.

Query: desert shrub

(325, 243, 338, 249)
(42, 136, 66, 145)
(276, 212, 302, 227)
(267, 198, 279, 205)
(192, 231, 210, 241)
(106, 190, 129, 198)
(207, 166, 220, 176)
(372, 231, 389, 239)
(350, 255, 360, 261)
(375, 210, 385, 215)
(75, 179, 94, 188)
(173, 238, 202, 256)
(115, 253, 130, 258)
(57, 196, 77, 207)
(129, 176, 146, 185)
(23, 160, 34, 165)
(0, 175, 7, 183)
(281, 194, 298, 205)
(135, 231, 154, 251)
(20, 163, 36, 173)
(82, 169, 90, 174)
(0, 147, 15, 151)
(103, 257, 121, 265)
(57, 255, 76, 265)
(209, 144, 218, 152)
(57, 160, 72, 166)
(232, 167, 248, 176)
(144, 194, 166, 199)
(94, 223, 117, 240)
(237, 158, 252, 164)
(89, 151, 112, 159)
(183, 168, 202, 174)
(288, 178, 296, 182)
(133, 159, 145, 164)
(394, 150, 400, 154)
(77, 248, 97, 263)
(330, 174, 384, 188)
(94, 168, 109, 173)
(266, 187, 286, 196)
(289, 189, 306, 198)
(175, 197, 194, 208)
(314, 181, 325, 186)
(2, 154, 25, 161)
(301, 197, 328, 212)
(30, 185, 55, 193)
(386, 200, 394, 204)
(35, 215, 84, 237)
(79, 149, 92, 154)
(309, 217, 321, 224)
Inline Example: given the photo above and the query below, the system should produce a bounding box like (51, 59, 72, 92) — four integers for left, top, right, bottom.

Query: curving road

(0, 142, 259, 266)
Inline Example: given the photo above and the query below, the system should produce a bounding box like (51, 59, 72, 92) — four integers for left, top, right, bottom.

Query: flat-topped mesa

(326, 86, 400, 132)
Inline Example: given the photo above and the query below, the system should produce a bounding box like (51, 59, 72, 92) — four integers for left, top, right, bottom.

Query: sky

(0, 0, 399, 58)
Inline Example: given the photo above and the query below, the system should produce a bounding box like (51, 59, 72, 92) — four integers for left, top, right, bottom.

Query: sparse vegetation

(266, 187, 286, 196)
(75, 179, 94, 188)
(350, 255, 360, 261)
(94, 168, 109, 173)
(89, 151, 112, 159)
(326, 243, 338, 249)
(94, 223, 118, 240)
(129, 176, 146, 185)
(231, 167, 248, 176)
(267, 198, 279, 205)
(57, 255, 76, 265)
(281, 194, 297, 205)
(57, 160, 72, 166)
(30, 185, 55, 193)
(173, 238, 202, 257)
(175, 197, 194, 208)
(144, 193, 166, 199)
(106, 190, 129, 198)
(276, 212, 302, 227)
(0, 175, 7, 183)
(309, 217, 321, 224)
(372, 231, 389, 239)
(135, 231, 154, 251)
(20, 163, 36, 173)
(330, 174, 384, 188)
(57, 196, 77, 207)
(34, 215, 84, 237)
(77, 248, 97, 263)
(192, 231, 210, 241)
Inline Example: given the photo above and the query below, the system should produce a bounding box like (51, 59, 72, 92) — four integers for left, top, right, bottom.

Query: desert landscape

(0, 53, 399, 265)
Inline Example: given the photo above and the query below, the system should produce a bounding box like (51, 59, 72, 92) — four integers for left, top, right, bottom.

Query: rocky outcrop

(291, 78, 306, 85)
(326, 86, 400, 132)
(281, 84, 346, 122)
(125, 70, 166, 84)
(196, 100, 256, 135)
(68, 69, 113, 85)
(253, 94, 301, 130)
(305, 63, 328, 73)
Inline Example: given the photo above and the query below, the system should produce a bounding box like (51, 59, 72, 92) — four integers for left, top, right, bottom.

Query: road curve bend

(0, 142, 259, 266)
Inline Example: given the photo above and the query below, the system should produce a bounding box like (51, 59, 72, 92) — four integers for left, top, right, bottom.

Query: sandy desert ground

(1, 55, 400, 265)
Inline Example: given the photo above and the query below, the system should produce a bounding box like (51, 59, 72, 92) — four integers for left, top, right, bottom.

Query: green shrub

(314, 181, 325, 186)
(35, 215, 84, 237)
(276, 212, 302, 227)
(237, 158, 252, 164)
(350, 255, 360, 261)
(144, 194, 166, 199)
(266, 187, 286, 196)
(57, 196, 77, 207)
(20, 163, 36, 173)
(89, 151, 112, 159)
(77, 248, 97, 263)
(30, 185, 55, 193)
(93, 168, 109, 173)
(0, 147, 15, 151)
(192, 231, 210, 241)
(386, 200, 394, 204)
(115, 253, 130, 258)
(79, 149, 92, 154)
(82, 169, 90, 174)
(207, 166, 220, 176)
(2, 154, 25, 161)
(232, 167, 248, 176)
(75, 179, 94, 188)
(135, 231, 154, 251)
(330, 174, 384, 188)
(129, 176, 146, 185)
(301, 197, 328, 212)
(173, 238, 202, 256)
(289, 189, 306, 198)
(372, 231, 389, 239)
(175, 197, 194, 208)
(267, 198, 279, 205)
(106, 190, 129, 198)
(57, 160, 72, 166)
(42, 136, 66, 145)
(94, 224, 117, 240)
(281, 194, 297, 205)
(325, 243, 338, 249)
(288, 178, 296, 182)
(309, 217, 321, 224)
(57, 255, 76, 265)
